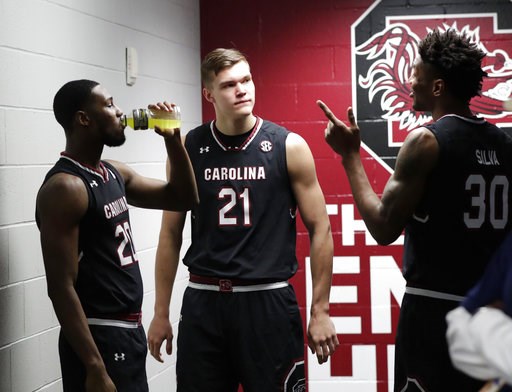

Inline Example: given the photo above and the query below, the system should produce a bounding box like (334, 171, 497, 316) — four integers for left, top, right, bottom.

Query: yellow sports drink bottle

(121, 107, 181, 130)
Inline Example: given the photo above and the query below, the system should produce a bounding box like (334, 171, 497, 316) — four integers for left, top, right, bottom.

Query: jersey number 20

(115, 221, 139, 266)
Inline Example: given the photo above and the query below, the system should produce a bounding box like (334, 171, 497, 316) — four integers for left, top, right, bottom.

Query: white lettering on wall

(370, 256, 405, 334)
(304, 204, 405, 391)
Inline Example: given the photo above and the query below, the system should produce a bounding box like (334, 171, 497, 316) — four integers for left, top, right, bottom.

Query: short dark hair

(418, 29, 487, 103)
(53, 79, 99, 131)
(201, 48, 248, 87)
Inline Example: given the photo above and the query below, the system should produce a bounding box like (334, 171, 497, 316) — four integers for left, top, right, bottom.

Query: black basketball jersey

(403, 114, 512, 295)
(183, 117, 298, 280)
(37, 155, 143, 317)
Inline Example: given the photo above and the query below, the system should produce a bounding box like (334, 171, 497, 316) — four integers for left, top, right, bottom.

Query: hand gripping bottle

(121, 106, 181, 130)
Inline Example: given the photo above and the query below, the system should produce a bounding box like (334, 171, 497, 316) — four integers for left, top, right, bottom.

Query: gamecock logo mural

(354, 8, 512, 171)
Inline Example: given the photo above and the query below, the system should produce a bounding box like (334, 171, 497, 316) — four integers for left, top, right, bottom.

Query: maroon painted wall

(199, 1, 512, 390)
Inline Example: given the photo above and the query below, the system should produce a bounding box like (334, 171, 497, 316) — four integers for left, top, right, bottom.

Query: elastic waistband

(405, 286, 465, 302)
(189, 274, 288, 293)
(87, 312, 142, 328)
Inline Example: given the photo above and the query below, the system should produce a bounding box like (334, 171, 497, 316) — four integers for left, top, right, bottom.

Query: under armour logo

(90, 180, 98, 188)
(114, 353, 126, 361)
(260, 140, 273, 152)
(200, 146, 210, 154)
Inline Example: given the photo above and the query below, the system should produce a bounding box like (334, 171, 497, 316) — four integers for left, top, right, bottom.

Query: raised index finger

(316, 99, 340, 124)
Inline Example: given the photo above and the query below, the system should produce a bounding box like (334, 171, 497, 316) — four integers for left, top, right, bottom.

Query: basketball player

(317, 29, 512, 391)
(36, 79, 198, 392)
(147, 48, 339, 391)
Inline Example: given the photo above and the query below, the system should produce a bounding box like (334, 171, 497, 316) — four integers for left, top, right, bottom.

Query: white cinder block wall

(0, 0, 201, 391)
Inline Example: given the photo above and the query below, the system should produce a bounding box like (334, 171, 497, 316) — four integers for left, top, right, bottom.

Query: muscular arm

(345, 127, 438, 243)
(109, 127, 198, 211)
(147, 174, 187, 362)
(286, 132, 339, 364)
(36, 174, 116, 392)
(318, 101, 438, 244)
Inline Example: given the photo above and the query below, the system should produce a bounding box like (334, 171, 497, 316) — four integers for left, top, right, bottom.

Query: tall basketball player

(147, 48, 339, 392)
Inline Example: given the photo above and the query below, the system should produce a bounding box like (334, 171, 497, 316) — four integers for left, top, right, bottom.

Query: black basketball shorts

(59, 324, 149, 392)
(394, 293, 485, 391)
(176, 284, 305, 392)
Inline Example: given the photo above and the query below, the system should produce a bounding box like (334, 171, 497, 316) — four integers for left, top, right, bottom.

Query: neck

(64, 141, 103, 170)
(215, 114, 257, 135)
(431, 100, 473, 121)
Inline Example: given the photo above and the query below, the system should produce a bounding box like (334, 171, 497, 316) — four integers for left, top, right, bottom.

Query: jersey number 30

(465, 174, 509, 229)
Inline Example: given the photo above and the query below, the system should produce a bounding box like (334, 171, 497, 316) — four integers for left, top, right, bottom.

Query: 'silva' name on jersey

(104, 196, 129, 219)
(476, 149, 500, 166)
(204, 166, 266, 181)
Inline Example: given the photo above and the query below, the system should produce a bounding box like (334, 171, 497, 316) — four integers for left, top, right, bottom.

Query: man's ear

(76, 110, 90, 126)
(432, 78, 445, 97)
(203, 87, 215, 103)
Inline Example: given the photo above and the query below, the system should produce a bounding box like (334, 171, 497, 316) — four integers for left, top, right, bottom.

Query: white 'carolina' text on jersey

(204, 166, 266, 181)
